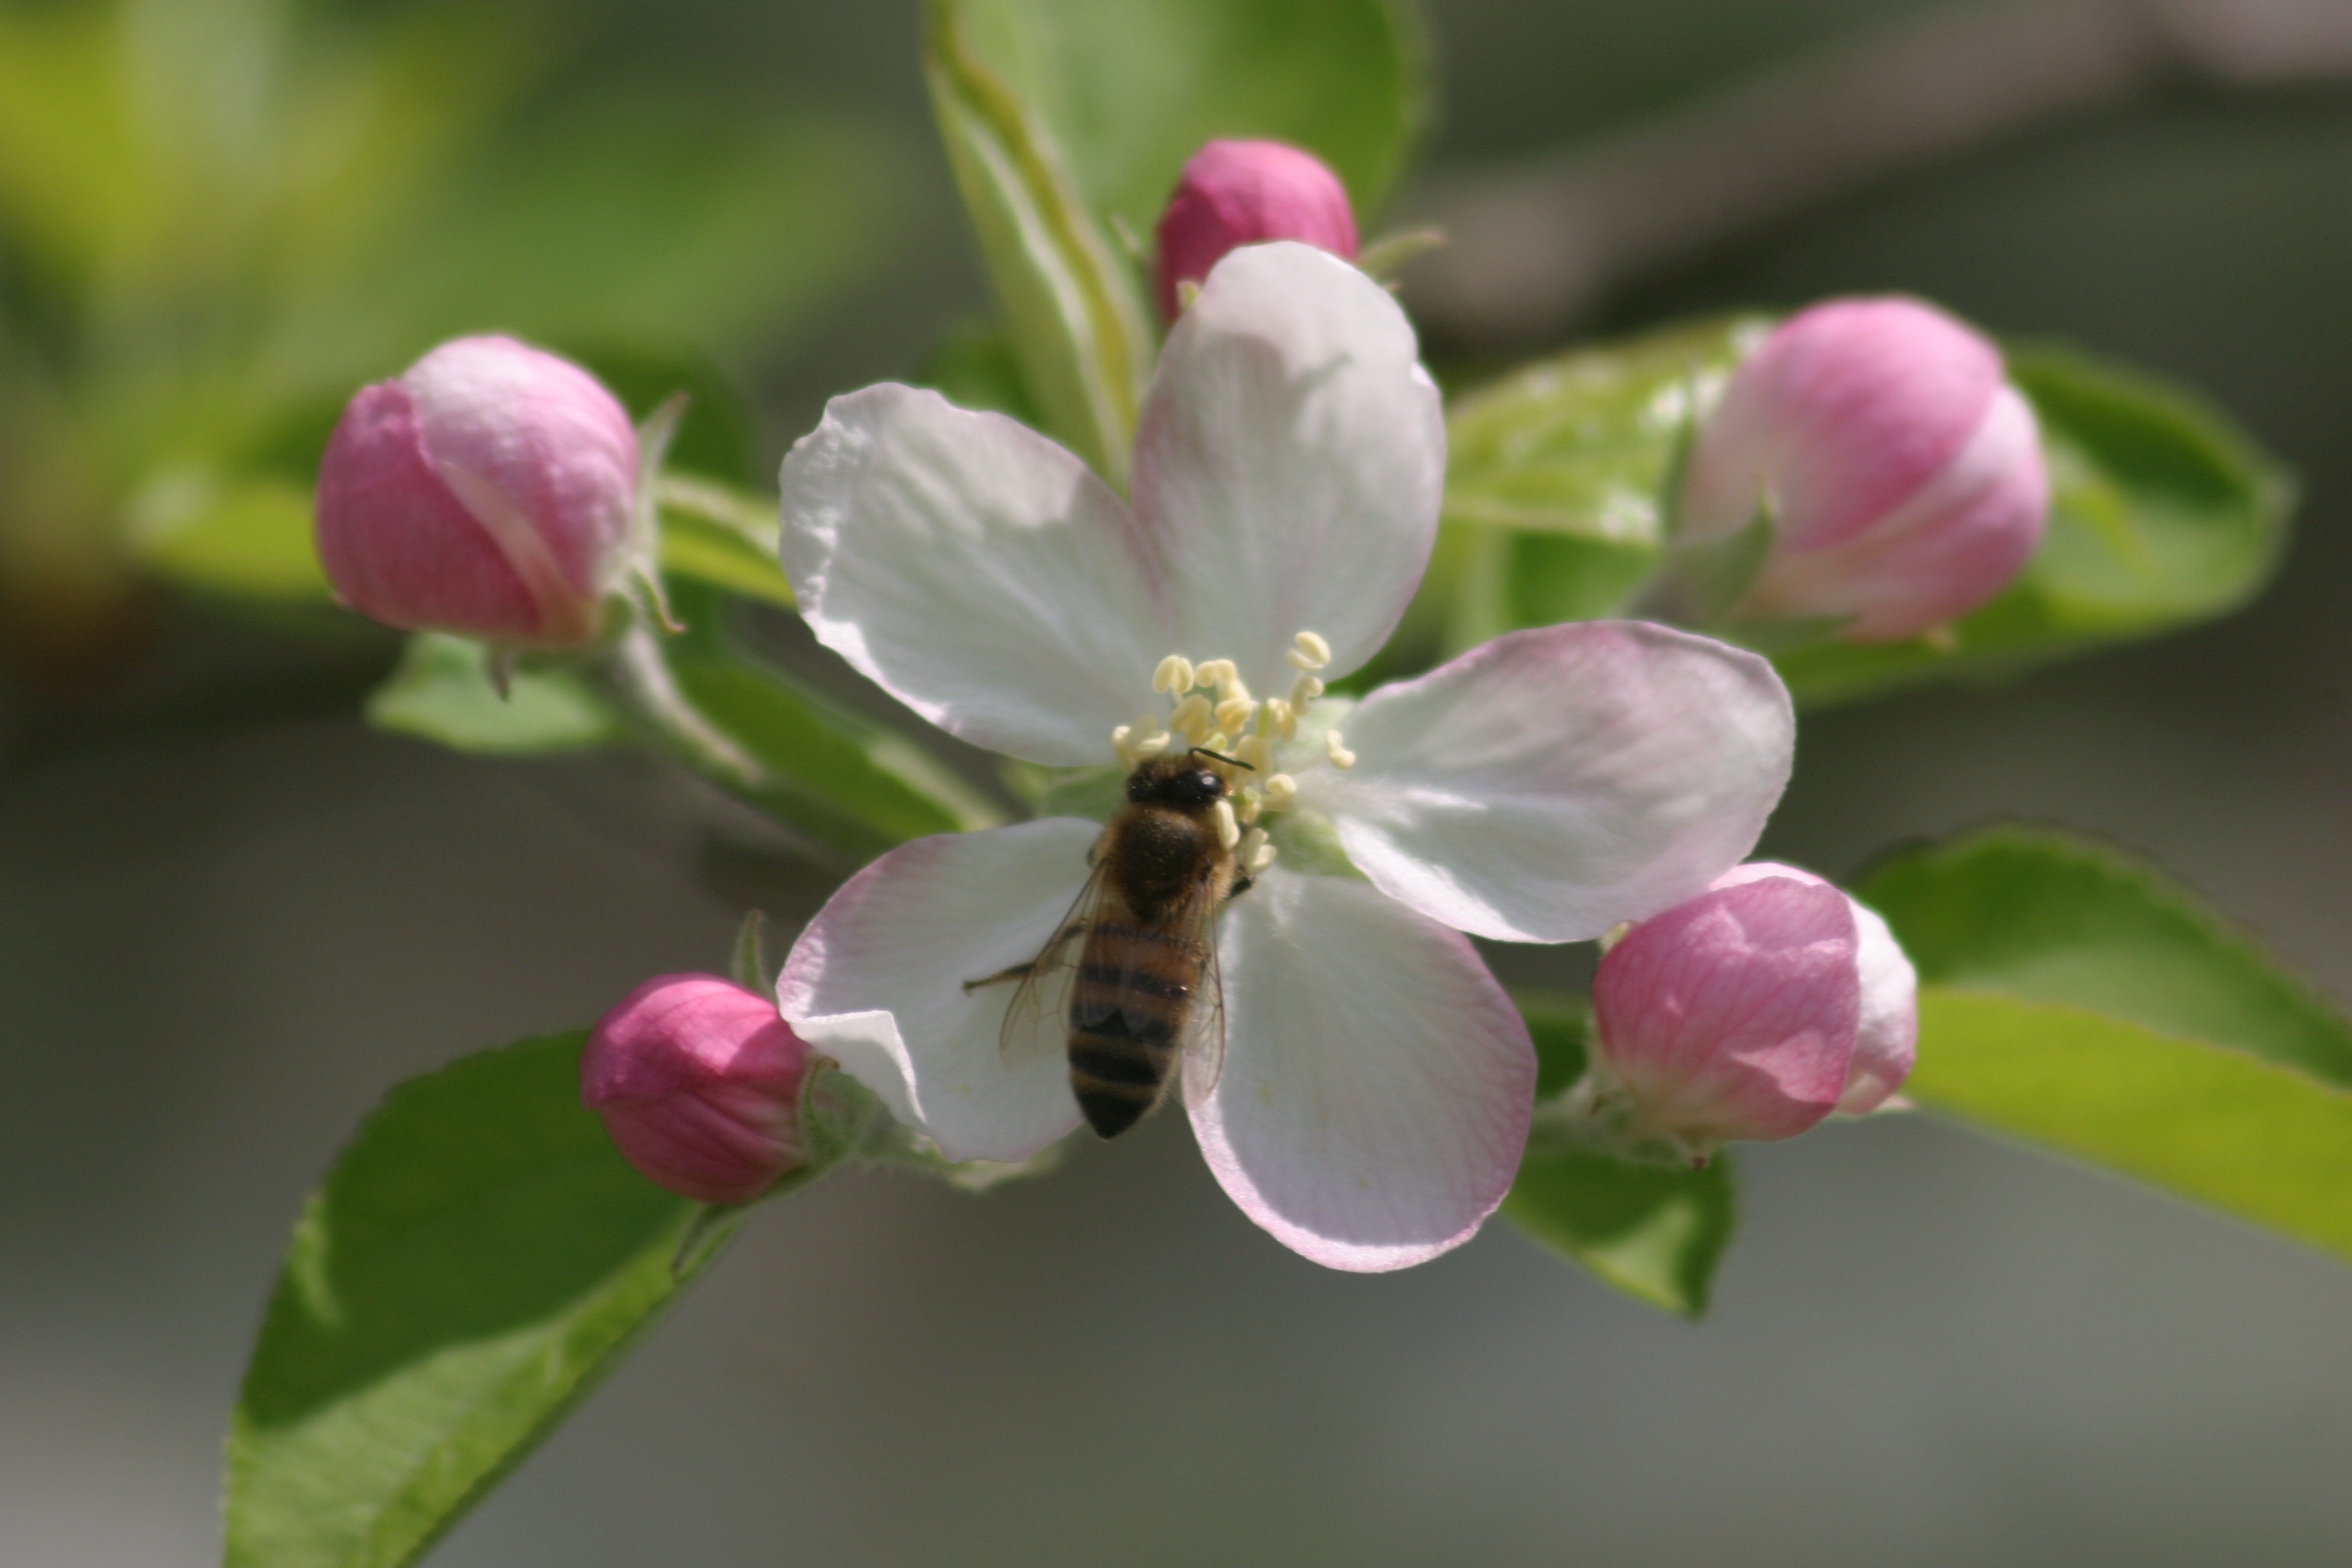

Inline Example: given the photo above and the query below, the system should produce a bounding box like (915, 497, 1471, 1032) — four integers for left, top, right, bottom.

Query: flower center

(1109, 630, 1354, 879)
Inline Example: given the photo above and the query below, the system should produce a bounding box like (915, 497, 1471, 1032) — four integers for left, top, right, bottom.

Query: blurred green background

(9, 1, 2352, 1563)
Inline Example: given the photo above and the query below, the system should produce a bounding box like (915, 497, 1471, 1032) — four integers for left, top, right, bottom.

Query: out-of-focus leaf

(655, 475, 793, 610)
(1500, 989, 1738, 1318)
(368, 634, 620, 756)
(1772, 347, 2294, 706)
(1858, 825, 2352, 1089)
(1435, 318, 1762, 642)
(126, 471, 328, 598)
(916, 318, 1046, 426)
(923, 0, 1152, 486)
(1906, 991, 2352, 1265)
(674, 661, 998, 844)
(306, 94, 910, 381)
(952, 0, 1428, 247)
(224, 1032, 755, 1568)
(1860, 825, 2352, 1264)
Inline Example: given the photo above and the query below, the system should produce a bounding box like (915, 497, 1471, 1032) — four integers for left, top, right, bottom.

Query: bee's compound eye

(1177, 769, 1225, 805)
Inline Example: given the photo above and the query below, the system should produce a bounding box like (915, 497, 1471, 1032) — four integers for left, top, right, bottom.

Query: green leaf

(922, 0, 1153, 486)
(672, 660, 998, 844)
(1857, 825, 2352, 1088)
(1858, 825, 2352, 1264)
(1772, 346, 2295, 707)
(1504, 1147, 1738, 1320)
(654, 473, 793, 610)
(224, 1031, 752, 1568)
(1500, 990, 1738, 1318)
(1906, 991, 2352, 1266)
(368, 635, 621, 756)
(1435, 317, 1764, 642)
(952, 0, 1428, 248)
(125, 470, 328, 599)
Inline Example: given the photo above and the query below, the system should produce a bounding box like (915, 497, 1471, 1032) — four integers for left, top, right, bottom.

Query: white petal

(779, 384, 1168, 766)
(1307, 622, 1795, 943)
(776, 818, 1096, 1162)
(1132, 243, 1443, 697)
(1839, 897, 1920, 1114)
(1190, 869, 1536, 1272)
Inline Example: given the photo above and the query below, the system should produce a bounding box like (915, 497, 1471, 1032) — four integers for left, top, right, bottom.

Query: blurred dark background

(8, 1, 2352, 1563)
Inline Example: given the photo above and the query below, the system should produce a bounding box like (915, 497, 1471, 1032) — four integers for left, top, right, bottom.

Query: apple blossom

(316, 335, 640, 646)
(1154, 139, 1359, 325)
(581, 973, 812, 1204)
(1589, 861, 1919, 1161)
(775, 242, 1795, 1272)
(1677, 296, 2050, 642)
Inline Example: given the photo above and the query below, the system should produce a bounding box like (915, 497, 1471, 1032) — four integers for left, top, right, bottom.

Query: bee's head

(1127, 756, 1229, 808)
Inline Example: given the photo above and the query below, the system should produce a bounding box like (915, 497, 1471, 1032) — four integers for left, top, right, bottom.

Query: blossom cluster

(312, 139, 2047, 1270)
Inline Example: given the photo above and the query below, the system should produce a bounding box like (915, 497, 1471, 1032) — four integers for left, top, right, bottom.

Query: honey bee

(966, 750, 1255, 1138)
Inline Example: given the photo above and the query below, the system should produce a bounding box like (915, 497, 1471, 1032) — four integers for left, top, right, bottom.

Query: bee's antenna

(1190, 745, 1255, 772)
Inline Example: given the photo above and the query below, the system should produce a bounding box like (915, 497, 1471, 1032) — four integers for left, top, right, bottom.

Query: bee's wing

(1179, 887, 1229, 1110)
(995, 859, 1112, 1069)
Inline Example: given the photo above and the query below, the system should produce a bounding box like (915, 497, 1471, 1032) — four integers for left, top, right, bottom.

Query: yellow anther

(1240, 826, 1269, 864)
(1248, 841, 1279, 875)
(1262, 697, 1296, 739)
(1236, 796, 1263, 825)
(1215, 696, 1258, 735)
(1212, 799, 1240, 850)
(1289, 674, 1325, 710)
(1204, 730, 1232, 753)
(1132, 730, 1171, 758)
(1112, 725, 1138, 769)
(1286, 631, 1333, 671)
(1194, 658, 1236, 692)
(1168, 693, 1214, 743)
(1233, 733, 1271, 773)
(1325, 730, 1357, 769)
(1153, 655, 1197, 694)
(1262, 773, 1298, 810)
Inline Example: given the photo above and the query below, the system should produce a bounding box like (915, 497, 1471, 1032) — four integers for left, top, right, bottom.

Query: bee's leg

(1226, 875, 1255, 901)
(962, 922, 1086, 991)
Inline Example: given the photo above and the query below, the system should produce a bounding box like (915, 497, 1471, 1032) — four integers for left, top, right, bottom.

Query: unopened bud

(316, 335, 639, 646)
(1154, 139, 1359, 325)
(581, 974, 812, 1204)
(1590, 863, 1917, 1155)
(1680, 298, 2049, 642)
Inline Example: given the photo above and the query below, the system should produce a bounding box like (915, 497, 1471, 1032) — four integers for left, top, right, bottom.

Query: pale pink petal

(779, 385, 1168, 767)
(1132, 243, 1443, 697)
(1595, 874, 1860, 1145)
(1189, 869, 1536, 1272)
(1306, 622, 1795, 943)
(776, 818, 1097, 1163)
(1839, 897, 1920, 1114)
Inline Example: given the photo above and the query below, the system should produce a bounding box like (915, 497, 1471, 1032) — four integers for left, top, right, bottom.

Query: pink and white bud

(1679, 297, 2050, 642)
(581, 973, 812, 1204)
(1592, 863, 1918, 1155)
(316, 335, 639, 646)
(1154, 139, 1359, 325)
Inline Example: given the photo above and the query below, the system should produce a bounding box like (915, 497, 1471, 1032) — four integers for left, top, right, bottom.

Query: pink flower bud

(1680, 298, 2049, 642)
(1153, 139, 1359, 325)
(1592, 863, 1918, 1154)
(316, 335, 639, 646)
(581, 974, 812, 1204)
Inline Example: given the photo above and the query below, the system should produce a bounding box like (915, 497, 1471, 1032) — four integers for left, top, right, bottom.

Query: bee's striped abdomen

(1068, 917, 1200, 1138)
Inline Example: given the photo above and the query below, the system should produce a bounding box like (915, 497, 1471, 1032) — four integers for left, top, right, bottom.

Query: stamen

(1212, 799, 1240, 851)
(1214, 696, 1258, 735)
(1132, 730, 1171, 759)
(1203, 730, 1233, 753)
(1261, 773, 1298, 810)
(1236, 796, 1262, 825)
(1112, 724, 1138, 769)
(1285, 631, 1333, 671)
(1325, 730, 1357, 769)
(1168, 693, 1214, 743)
(1233, 733, 1271, 774)
(1240, 826, 1269, 865)
(1249, 841, 1279, 875)
(1289, 674, 1325, 710)
(1153, 655, 1197, 694)
(1193, 658, 1236, 692)
(1262, 697, 1296, 739)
